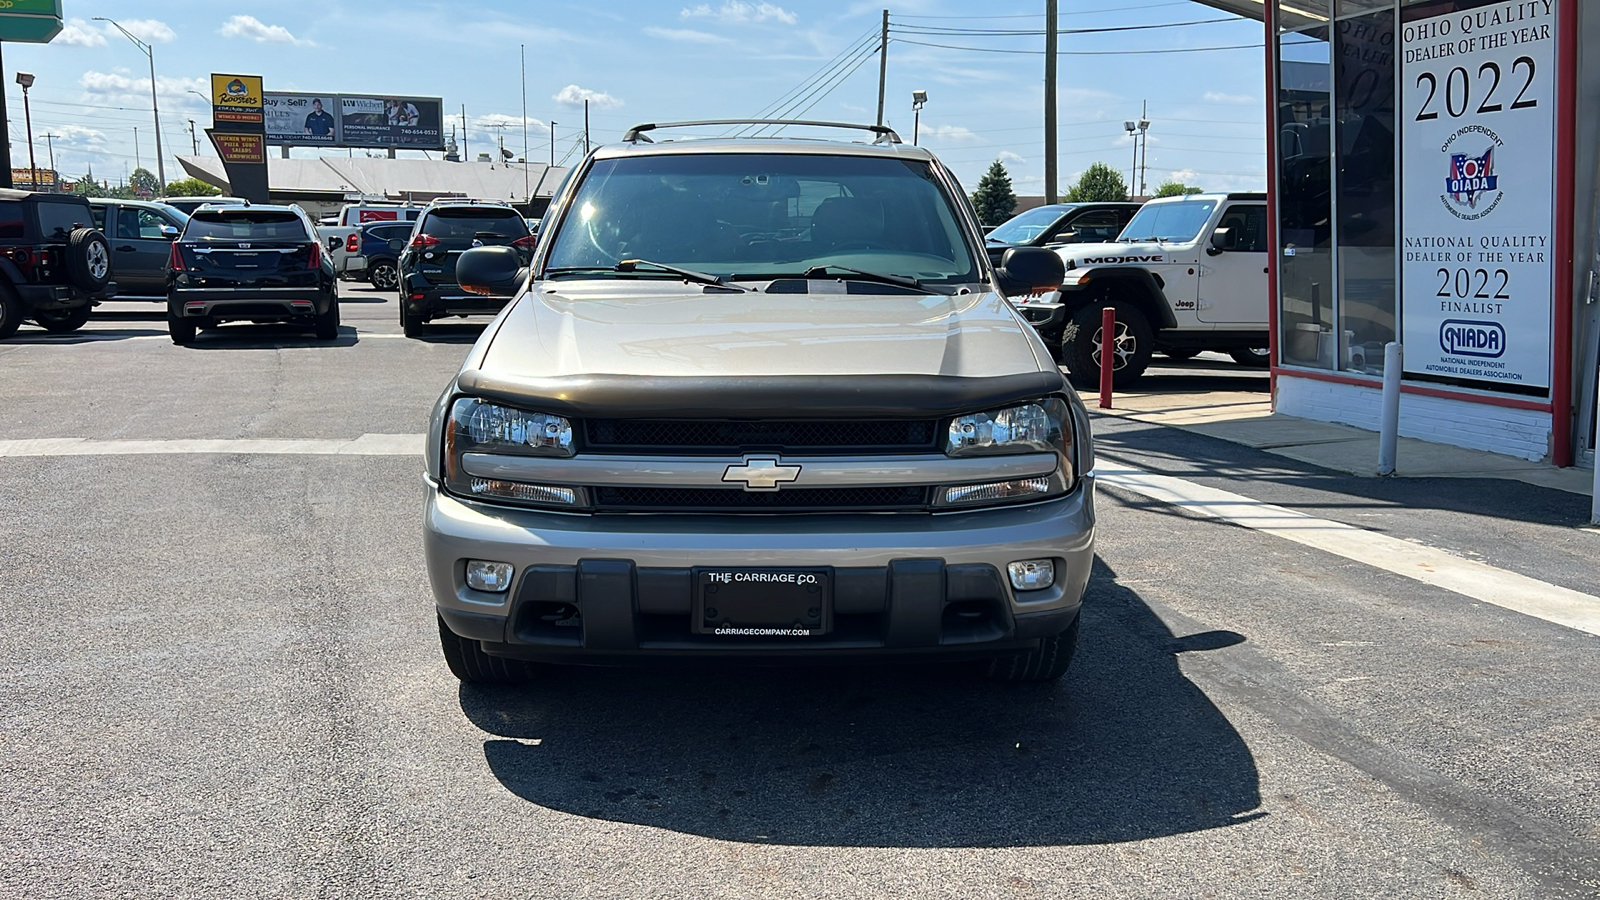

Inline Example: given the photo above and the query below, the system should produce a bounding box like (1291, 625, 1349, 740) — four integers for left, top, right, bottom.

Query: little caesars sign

(1400, 1, 1555, 393)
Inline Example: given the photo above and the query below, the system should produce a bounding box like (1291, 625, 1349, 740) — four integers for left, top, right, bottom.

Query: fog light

(465, 560, 515, 593)
(1007, 559, 1055, 591)
(939, 477, 1052, 507)
(469, 477, 578, 506)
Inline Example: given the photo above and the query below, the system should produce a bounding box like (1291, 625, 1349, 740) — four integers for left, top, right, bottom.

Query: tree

(1154, 180, 1203, 198)
(164, 177, 220, 198)
(1065, 162, 1129, 203)
(969, 160, 1017, 226)
(129, 167, 161, 198)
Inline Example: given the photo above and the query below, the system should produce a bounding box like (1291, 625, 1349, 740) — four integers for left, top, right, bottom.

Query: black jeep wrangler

(0, 189, 116, 338)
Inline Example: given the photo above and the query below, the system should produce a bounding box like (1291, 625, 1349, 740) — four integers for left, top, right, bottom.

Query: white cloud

(553, 84, 622, 109)
(922, 124, 981, 143)
(998, 150, 1025, 163)
(681, 1, 797, 25)
(55, 19, 106, 47)
(79, 70, 208, 103)
(1203, 91, 1257, 105)
(218, 15, 314, 46)
(644, 26, 731, 43)
(474, 114, 547, 131)
(116, 19, 176, 43)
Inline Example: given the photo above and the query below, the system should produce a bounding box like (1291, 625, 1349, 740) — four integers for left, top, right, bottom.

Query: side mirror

(1208, 227, 1236, 255)
(996, 246, 1065, 298)
(456, 245, 527, 298)
(1052, 230, 1080, 245)
(159, 225, 180, 240)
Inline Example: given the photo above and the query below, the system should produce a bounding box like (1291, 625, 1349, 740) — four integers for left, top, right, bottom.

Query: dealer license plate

(693, 568, 831, 636)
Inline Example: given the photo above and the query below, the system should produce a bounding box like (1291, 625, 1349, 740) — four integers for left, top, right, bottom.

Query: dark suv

(354, 220, 414, 290)
(0, 189, 117, 338)
(397, 200, 534, 337)
(166, 204, 339, 345)
(983, 202, 1142, 269)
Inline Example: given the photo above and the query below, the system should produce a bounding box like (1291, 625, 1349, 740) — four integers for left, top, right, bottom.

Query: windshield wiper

(543, 260, 745, 291)
(618, 258, 743, 290)
(800, 265, 923, 291)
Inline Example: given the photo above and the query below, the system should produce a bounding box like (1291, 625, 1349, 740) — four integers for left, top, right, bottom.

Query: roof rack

(423, 197, 514, 208)
(622, 120, 902, 145)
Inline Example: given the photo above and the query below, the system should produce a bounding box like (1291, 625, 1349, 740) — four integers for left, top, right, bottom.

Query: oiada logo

(1440, 125, 1505, 220)
(1439, 319, 1506, 358)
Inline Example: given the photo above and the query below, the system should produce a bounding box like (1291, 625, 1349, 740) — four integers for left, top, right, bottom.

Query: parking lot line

(1097, 464, 1600, 638)
(0, 434, 425, 457)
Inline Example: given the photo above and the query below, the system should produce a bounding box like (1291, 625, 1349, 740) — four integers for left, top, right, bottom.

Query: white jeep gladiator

(1012, 192, 1270, 388)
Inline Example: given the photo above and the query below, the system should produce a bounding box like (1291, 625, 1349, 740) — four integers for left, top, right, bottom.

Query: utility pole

(584, 99, 590, 155)
(188, 119, 197, 154)
(44, 132, 55, 191)
(1138, 100, 1151, 197)
(1044, 0, 1058, 204)
(461, 104, 468, 162)
(549, 121, 556, 167)
(520, 44, 530, 201)
(0, 43, 12, 189)
(134, 125, 141, 173)
(875, 9, 888, 128)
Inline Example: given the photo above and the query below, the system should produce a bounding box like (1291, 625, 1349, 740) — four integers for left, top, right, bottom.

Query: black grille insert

(594, 485, 929, 512)
(584, 419, 940, 455)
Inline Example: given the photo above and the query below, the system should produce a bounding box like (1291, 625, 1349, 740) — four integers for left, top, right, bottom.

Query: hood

(477, 281, 1049, 380)
(1055, 241, 1175, 267)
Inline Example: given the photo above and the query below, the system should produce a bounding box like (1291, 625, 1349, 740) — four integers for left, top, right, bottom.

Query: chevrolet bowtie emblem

(722, 456, 801, 492)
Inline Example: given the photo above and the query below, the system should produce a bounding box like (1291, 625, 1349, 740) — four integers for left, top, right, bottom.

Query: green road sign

(0, 0, 64, 43)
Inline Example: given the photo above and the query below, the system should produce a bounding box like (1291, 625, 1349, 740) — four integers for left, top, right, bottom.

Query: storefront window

(1277, 2, 1335, 368)
(1334, 3, 1397, 375)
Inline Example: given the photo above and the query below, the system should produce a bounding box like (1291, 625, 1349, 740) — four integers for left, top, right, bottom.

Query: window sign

(1400, 2, 1556, 393)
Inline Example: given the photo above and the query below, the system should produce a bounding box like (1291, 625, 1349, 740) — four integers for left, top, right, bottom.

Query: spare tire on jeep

(66, 228, 111, 294)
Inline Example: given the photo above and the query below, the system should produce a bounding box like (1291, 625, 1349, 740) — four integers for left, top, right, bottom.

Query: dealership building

(1196, 0, 1597, 473)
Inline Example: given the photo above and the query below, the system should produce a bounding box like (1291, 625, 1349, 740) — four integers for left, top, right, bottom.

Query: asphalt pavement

(2, 291, 1597, 898)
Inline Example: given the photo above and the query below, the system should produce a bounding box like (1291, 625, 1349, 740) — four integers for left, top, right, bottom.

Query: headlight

(443, 398, 584, 509)
(937, 398, 1076, 508)
(947, 400, 1067, 457)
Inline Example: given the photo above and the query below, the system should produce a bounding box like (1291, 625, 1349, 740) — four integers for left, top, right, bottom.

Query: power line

(891, 38, 1267, 56)
(892, 17, 1246, 36)
(737, 26, 879, 136)
(894, 2, 1195, 18)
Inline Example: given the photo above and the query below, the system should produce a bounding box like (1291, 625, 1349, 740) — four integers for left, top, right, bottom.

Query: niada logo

(1439, 319, 1505, 358)
(1439, 125, 1505, 221)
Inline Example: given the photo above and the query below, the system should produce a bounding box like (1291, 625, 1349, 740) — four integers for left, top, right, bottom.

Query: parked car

(165, 204, 339, 345)
(984, 202, 1142, 269)
(0, 189, 117, 338)
(88, 198, 187, 298)
(397, 199, 534, 337)
(319, 201, 423, 282)
(352, 220, 414, 290)
(1031, 192, 1271, 387)
(163, 196, 248, 216)
(424, 119, 1091, 685)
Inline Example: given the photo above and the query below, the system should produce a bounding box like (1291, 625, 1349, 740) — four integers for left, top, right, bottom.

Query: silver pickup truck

(423, 120, 1097, 684)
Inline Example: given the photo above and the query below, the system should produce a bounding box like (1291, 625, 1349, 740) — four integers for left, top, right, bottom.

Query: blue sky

(2, 0, 1269, 196)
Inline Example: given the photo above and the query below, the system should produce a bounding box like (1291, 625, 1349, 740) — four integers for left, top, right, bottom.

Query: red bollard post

(1098, 306, 1115, 409)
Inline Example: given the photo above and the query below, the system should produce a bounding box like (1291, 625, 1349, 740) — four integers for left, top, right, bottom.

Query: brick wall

(1275, 374, 1553, 462)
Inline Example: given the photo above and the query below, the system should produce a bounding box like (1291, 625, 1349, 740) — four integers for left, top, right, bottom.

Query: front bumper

(426, 475, 1096, 662)
(169, 286, 328, 319)
(1012, 292, 1066, 334)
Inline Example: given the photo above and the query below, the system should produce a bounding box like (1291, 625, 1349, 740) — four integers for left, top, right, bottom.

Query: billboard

(211, 73, 264, 125)
(261, 91, 444, 150)
(264, 92, 338, 145)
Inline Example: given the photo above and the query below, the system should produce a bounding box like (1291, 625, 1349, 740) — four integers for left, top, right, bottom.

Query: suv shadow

(177, 323, 360, 349)
(459, 559, 1263, 847)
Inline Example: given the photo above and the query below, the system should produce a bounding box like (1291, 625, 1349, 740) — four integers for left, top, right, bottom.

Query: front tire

(438, 615, 533, 684)
(1229, 346, 1270, 367)
(1062, 301, 1153, 390)
(33, 305, 92, 334)
(167, 314, 196, 345)
(987, 615, 1080, 683)
(368, 260, 398, 291)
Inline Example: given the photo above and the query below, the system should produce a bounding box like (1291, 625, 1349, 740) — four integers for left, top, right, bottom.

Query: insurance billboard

(262, 92, 444, 151)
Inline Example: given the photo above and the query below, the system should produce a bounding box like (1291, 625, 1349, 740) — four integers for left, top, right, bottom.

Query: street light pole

(549, 121, 556, 167)
(16, 73, 36, 192)
(95, 17, 166, 196)
(910, 90, 927, 146)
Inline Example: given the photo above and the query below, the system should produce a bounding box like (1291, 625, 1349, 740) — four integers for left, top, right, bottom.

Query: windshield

(543, 153, 978, 285)
(986, 206, 1067, 245)
(1117, 199, 1217, 243)
(183, 211, 310, 242)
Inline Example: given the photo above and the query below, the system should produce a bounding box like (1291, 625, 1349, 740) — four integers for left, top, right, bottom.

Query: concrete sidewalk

(1081, 388, 1595, 498)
